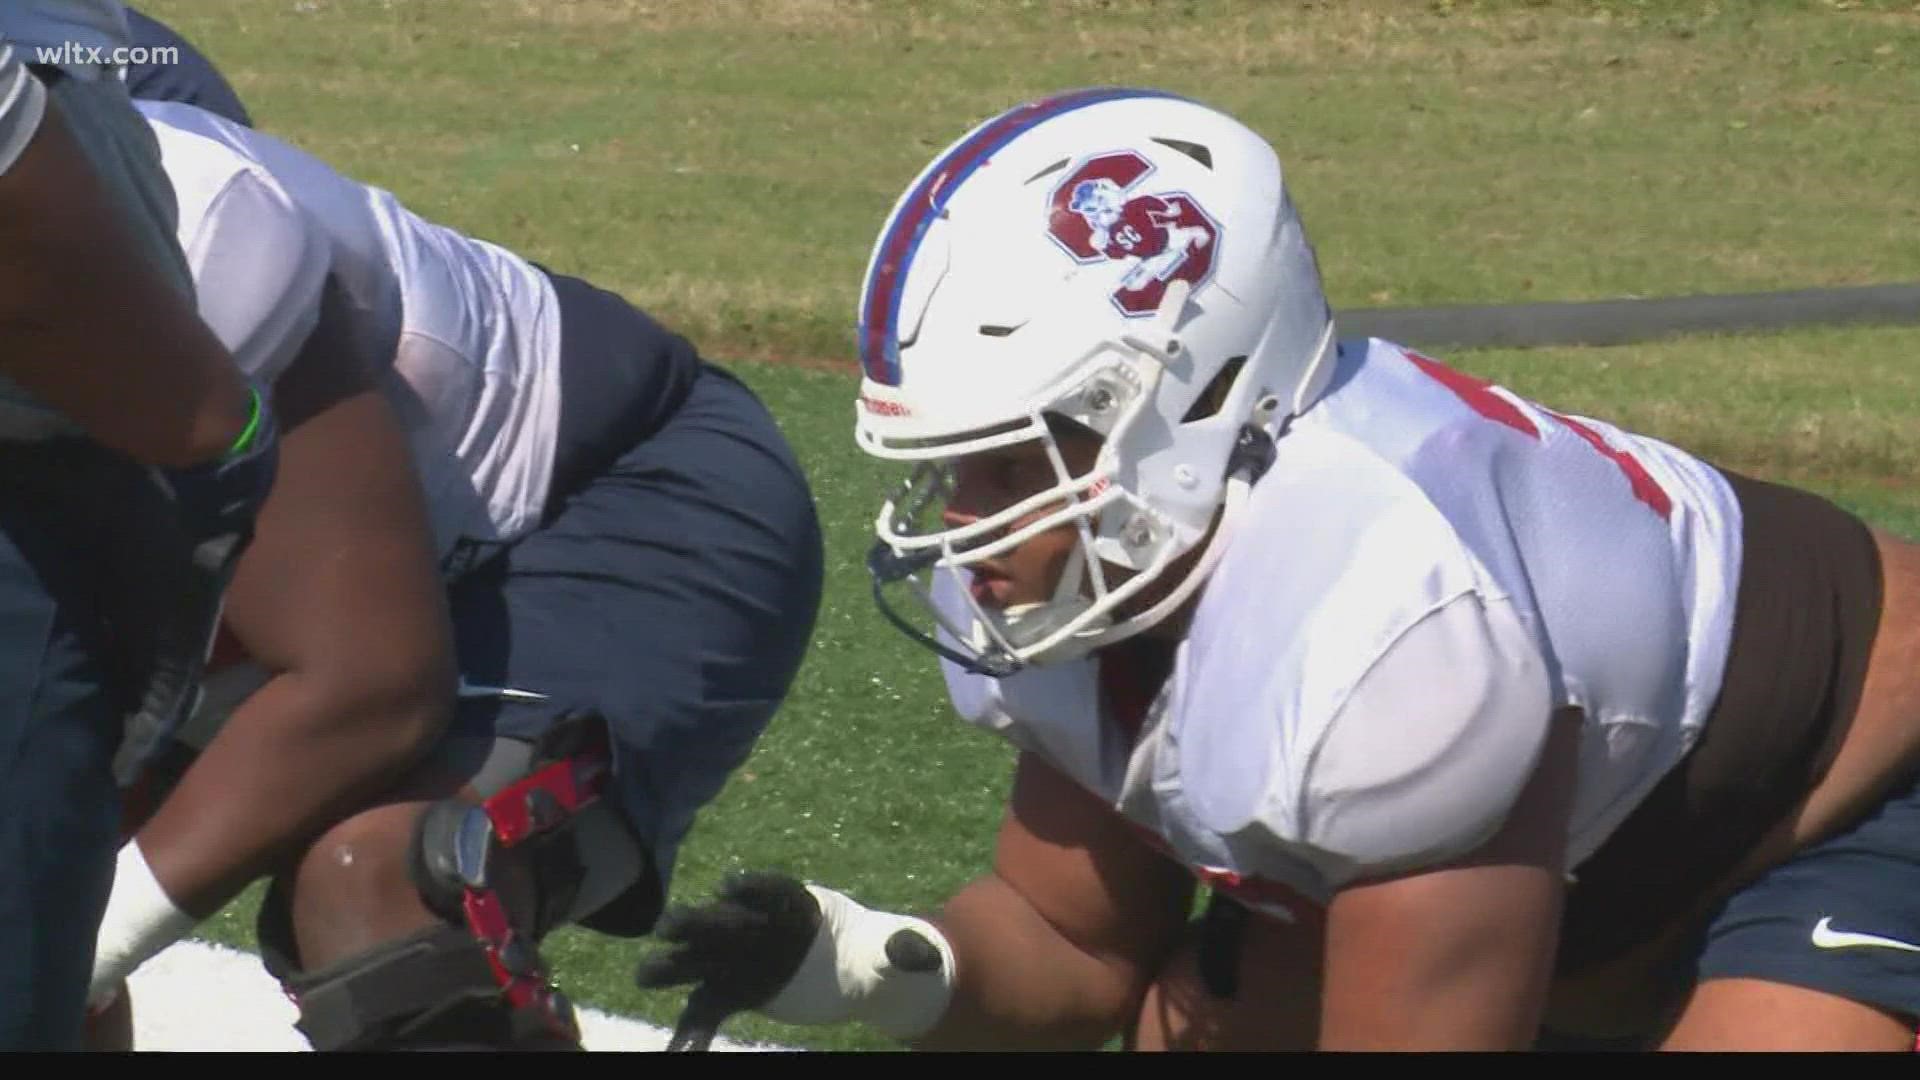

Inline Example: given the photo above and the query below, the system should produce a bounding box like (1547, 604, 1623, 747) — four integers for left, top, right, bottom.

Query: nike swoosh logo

(455, 677, 549, 703)
(1810, 916, 1920, 953)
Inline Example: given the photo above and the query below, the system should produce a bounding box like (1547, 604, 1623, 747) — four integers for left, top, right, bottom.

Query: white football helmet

(856, 88, 1337, 676)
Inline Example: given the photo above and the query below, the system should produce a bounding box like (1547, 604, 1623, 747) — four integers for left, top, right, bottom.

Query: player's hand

(638, 871, 955, 1050)
(635, 870, 822, 1051)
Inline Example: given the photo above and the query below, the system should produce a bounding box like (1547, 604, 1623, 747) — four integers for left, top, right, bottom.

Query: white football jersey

(137, 100, 565, 554)
(941, 337, 1742, 915)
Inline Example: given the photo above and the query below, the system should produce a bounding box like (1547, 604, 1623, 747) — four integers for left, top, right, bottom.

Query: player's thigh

(1661, 765, 1920, 1051)
(445, 365, 823, 922)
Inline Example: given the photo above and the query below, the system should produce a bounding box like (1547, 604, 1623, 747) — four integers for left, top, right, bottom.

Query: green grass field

(145, 0, 1920, 1050)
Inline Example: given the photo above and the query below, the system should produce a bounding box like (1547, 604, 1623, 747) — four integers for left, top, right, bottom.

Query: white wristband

(89, 841, 197, 1006)
(759, 884, 957, 1040)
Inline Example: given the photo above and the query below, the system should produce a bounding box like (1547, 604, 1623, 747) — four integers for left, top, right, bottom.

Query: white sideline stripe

(128, 939, 781, 1052)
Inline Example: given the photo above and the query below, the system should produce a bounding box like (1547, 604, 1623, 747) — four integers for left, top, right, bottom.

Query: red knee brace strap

(412, 716, 615, 1045)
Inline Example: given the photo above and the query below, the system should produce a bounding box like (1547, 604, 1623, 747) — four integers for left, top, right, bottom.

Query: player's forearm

(90, 669, 445, 1006)
(137, 339, 452, 915)
(134, 670, 447, 917)
(0, 94, 253, 466)
(912, 871, 1148, 1050)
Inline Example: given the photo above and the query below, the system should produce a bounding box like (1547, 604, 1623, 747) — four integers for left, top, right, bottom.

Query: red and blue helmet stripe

(856, 87, 1188, 387)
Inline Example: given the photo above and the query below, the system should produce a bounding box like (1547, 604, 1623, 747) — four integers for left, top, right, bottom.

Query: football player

(639, 88, 1920, 1052)
(0, 1, 276, 1047)
(86, 97, 824, 1051)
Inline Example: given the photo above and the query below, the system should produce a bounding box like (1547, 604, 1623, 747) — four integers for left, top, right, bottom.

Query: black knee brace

(280, 923, 581, 1051)
(264, 712, 644, 1050)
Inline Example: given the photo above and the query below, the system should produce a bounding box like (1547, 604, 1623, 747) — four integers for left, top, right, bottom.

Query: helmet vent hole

(1025, 158, 1072, 184)
(1151, 138, 1213, 170)
(1181, 356, 1247, 423)
(978, 324, 1022, 338)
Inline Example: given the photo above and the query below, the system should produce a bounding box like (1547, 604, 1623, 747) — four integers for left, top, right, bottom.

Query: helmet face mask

(867, 340, 1189, 676)
(856, 89, 1337, 676)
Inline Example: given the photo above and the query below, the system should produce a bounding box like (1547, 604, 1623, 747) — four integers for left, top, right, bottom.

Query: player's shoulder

(143, 104, 257, 199)
(145, 107, 313, 261)
(1179, 583, 1552, 890)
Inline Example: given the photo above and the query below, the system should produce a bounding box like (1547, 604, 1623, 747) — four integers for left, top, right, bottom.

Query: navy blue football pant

(437, 272, 824, 930)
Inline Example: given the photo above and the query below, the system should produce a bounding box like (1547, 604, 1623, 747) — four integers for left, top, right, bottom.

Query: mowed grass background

(141, 0, 1919, 1050)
